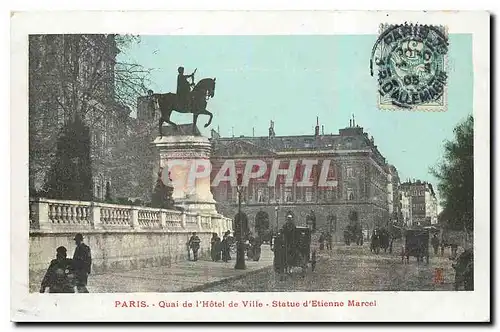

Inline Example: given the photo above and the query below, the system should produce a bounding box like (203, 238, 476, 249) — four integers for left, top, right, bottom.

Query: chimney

(315, 116, 320, 136)
(269, 120, 275, 138)
(322, 125, 324, 135)
(349, 119, 352, 127)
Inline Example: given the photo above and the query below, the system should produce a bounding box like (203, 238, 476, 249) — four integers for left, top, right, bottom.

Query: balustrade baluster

(69, 206, 75, 224)
(83, 207, 88, 224)
(48, 205, 54, 223)
(55, 205, 62, 224)
(74, 207, 80, 224)
(62, 205, 68, 223)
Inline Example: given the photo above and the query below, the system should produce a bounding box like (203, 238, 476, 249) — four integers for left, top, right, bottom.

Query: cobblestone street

(202, 243, 457, 292)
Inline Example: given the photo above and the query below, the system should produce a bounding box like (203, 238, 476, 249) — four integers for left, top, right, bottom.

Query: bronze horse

(148, 77, 216, 136)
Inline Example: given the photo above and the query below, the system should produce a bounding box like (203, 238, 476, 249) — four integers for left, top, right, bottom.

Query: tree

(44, 114, 93, 201)
(432, 115, 473, 233)
(254, 211, 270, 238)
(29, 34, 152, 193)
(105, 181, 112, 203)
(151, 170, 175, 209)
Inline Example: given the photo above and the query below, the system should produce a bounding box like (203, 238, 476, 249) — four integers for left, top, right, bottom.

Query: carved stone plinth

(152, 134, 217, 214)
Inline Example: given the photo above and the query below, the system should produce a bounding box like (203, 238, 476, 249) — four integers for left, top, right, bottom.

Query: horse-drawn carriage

(370, 228, 391, 254)
(344, 223, 364, 246)
(273, 226, 318, 276)
(402, 229, 430, 263)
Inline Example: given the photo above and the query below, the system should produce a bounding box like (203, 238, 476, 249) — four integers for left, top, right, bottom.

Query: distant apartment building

(400, 180, 438, 226)
(400, 191, 413, 226)
(388, 165, 402, 222)
(209, 117, 394, 241)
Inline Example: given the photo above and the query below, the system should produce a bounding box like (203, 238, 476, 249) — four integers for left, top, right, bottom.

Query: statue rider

(176, 66, 196, 110)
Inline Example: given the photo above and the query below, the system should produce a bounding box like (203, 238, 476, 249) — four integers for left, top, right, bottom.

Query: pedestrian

(214, 235, 222, 262)
(188, 232, 201, 261)
(326, 232, 333, 250)
(452, 248, 474, 291)
(221, 231, 231, 262)
(72, 233, 92, 293)
(210, 233, 220, 262)
(450, 243, 458, 260)
(431, 234, 440, 255)
(319, 232, 325, 250)
(40, 246, 75, 293)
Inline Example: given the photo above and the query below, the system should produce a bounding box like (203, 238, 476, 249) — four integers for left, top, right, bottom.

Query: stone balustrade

(29, 198, 231, 232)
(29, 198, 233, 283)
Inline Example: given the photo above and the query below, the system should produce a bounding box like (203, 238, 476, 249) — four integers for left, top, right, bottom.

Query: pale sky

(118, 34, 473, 201)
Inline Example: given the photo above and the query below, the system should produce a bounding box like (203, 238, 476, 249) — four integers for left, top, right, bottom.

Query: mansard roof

(211, 139, 277, 157)
(211, 126, 388, 168)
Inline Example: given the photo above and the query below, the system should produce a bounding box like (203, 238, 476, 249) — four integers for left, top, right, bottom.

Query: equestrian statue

(147, 66, 216, 136)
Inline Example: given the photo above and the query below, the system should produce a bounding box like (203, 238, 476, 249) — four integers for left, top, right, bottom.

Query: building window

(347, 188, 354, 201)
(257, 187, 269, 203)
(346, 167, 354, 178)
(285, 188, 293, 202)
(305, 188, 313, 202)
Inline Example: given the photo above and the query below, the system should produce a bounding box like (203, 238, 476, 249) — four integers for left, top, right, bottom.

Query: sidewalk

(83, 246, 273, 293)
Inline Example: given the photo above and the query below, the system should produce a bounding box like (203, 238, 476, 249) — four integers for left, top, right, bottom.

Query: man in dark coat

(188, 232, 201, 261)
(221, 230, 231, 262)
(73, 233, 92, 293)
(282, 212, 296, 266)
(210, 233, 221, 262)
(40, 246, 74, 293)
(453, 248, 474, 291)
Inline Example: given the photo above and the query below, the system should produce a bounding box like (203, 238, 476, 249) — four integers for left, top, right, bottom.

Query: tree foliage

(254, 211, 270, 236)
(29, 34, 152, 194)
(151, 170, 175, 209)
(43, 115, 93, 200)
(432, 115, 473, 232)
(105, 181, 112, 203)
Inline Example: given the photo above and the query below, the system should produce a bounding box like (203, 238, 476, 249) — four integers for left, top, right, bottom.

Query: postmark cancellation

(370, 23, 449, 111)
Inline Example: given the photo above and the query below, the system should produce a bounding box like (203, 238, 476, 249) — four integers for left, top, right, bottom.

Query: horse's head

(194, 78, 216, 99)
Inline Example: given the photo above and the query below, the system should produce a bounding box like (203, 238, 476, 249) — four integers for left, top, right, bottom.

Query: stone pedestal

(152, 135, 217, 214)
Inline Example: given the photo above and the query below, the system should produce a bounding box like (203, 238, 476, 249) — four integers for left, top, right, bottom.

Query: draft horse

(148, 77, 216, 136)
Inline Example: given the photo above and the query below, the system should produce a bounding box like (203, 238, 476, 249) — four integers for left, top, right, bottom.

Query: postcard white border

(11, 10, 490, 322)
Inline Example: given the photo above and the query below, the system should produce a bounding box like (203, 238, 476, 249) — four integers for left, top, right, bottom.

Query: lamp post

(275, 205, 279, 230)
(235, 173, 246, 270)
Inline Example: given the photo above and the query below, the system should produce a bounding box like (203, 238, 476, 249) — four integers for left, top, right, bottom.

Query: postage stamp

(11, 11, 490, 323)
(371, 23, 449, 111)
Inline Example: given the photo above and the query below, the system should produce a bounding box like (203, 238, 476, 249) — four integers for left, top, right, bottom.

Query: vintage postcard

(11, 11, 490, 322)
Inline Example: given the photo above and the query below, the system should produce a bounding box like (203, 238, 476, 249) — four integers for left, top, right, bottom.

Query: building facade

(400, 180, 438, 226)
(29, 34, 132, 201)
(400, 191, 413, 227)
(210, 118, 393, 241)
(388, 165, 403, 222)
